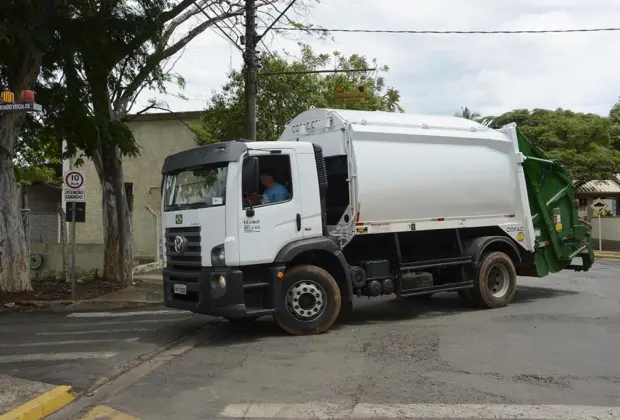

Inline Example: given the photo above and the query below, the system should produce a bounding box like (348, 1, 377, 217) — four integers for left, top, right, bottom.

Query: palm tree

(455, 106, 481, 120)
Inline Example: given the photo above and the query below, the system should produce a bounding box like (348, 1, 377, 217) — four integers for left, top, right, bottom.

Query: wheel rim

(285, 280, 327, 322)
(486, 263, 511, 298)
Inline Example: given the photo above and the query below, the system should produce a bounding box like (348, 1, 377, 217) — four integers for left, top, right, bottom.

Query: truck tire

(470, 252, 517, 309)
(273, 264, 341, 335)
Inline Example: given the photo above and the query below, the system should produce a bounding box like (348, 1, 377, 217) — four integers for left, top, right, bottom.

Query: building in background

(575, 175, 620, 251)
(22, 111, 202, 278)
(63, 111, 202, 264)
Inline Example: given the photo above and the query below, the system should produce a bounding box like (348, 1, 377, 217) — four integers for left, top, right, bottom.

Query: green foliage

(196, 43, 403, 144)
(609, 100, 620, 152)
(485, 107, 620, 184)
(13, 165, 60, 187)
(0, 1, 65, 185)
(11, 114, 62, 185)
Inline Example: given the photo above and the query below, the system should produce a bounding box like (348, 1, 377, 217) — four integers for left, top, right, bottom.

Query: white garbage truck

(160, 108, 594, 335)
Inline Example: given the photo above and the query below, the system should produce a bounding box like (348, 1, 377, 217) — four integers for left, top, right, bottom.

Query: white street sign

(64, 170, 86, 202)
(591, 198, 608, 214)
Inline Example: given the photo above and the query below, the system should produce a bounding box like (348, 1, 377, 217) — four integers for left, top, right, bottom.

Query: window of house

(242, 154, 293, 208)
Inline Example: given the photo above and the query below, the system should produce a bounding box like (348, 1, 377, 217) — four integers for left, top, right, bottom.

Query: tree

(0, 0, 66, 293)
(609, 98, 620, 152)
(38, 0, 317, 286)
(13, 113, 62, 187)
(455, 106, 480, 120)
(194, 43, 403, 144)
(485, 108, 620, 185)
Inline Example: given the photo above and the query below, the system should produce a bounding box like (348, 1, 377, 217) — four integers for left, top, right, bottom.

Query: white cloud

(135, 0, 620, 119)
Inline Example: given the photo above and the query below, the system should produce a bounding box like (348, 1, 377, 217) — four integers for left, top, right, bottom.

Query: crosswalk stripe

(64, 318, 190, 327)
(0, 352, 117, 363)
(218, 403, 620, 419)
(0, 318, 190, 334)
(36, 328, 154, 336)
(67, 309, 188, 318)
(0, 338, 139, 348)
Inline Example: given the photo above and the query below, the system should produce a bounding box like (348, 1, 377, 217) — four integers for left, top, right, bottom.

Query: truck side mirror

(242, 157, 259, 194)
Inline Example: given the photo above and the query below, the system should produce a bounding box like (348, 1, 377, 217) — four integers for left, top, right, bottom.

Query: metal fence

(21, 208, 70, 280)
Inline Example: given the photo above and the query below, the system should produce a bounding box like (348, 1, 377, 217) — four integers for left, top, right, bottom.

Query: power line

(273, 26, 620, 35)
(192, 0, 243, 52)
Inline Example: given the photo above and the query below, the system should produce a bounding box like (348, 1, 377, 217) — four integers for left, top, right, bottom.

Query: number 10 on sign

(64, 170, 86, 203)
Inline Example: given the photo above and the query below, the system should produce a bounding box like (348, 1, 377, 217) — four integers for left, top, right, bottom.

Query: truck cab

(160, 140, 344, 333)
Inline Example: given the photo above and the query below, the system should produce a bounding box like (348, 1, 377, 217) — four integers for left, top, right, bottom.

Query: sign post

(63, 170, 86, 300)
(591, 198, 608, 252)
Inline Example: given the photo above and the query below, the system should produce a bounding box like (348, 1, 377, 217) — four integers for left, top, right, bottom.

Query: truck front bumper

(163, 266, 282, 318)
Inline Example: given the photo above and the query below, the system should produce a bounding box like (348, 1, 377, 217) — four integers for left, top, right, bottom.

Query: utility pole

(244, 0, 258, 140)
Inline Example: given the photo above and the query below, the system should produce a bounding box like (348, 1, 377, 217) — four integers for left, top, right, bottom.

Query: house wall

(63, 113, 201, 261)
(22, 183, 62, 213)
(29, 243, 105, 279)
(591, 216, 620, 252)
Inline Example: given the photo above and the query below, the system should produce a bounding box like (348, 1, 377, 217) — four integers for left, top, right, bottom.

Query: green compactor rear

(516, 128, 595, 277)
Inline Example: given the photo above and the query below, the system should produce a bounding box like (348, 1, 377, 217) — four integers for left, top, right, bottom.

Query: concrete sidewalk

(0, 374, 74, 419)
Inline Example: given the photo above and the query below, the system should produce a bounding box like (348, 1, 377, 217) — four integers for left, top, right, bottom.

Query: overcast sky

(134, 0, 620, 118)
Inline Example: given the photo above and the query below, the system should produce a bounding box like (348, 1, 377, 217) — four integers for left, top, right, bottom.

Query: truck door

(238, 149, 303, 265)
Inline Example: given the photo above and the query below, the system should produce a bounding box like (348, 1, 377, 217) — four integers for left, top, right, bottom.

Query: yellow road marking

(80, 405, 140, 420)
(0, 385, 74, 420)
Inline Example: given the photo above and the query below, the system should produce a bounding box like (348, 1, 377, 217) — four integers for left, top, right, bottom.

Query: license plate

(173, 284, 187, 295)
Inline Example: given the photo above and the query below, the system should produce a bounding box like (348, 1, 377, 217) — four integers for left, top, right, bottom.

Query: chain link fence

(21, 207, 70, 280)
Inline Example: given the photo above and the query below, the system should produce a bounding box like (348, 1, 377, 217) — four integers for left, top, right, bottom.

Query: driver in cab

(259, 171, 289, 204)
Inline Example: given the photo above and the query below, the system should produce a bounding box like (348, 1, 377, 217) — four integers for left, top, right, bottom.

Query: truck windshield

(163, 164, 228, 211)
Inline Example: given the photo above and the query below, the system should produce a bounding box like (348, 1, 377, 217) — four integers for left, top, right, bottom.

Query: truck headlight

(211, 245, 226, 266)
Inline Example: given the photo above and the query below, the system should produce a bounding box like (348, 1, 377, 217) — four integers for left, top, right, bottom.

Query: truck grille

(165, 226, 202, 272)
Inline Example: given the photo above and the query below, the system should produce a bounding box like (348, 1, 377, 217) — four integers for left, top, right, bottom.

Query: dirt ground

(0, 277, 124, 311)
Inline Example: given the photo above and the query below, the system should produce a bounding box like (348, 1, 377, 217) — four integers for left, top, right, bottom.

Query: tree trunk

(0, 81, 39, 295)
(0, 124, 31, 293)
(97, 145, 133, 286)
(0, 0, 66, 293)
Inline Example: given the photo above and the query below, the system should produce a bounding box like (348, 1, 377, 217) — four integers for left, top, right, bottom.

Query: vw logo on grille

(174, 235, 187, 254)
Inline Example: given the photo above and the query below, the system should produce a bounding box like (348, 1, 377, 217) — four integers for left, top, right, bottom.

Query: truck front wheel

(273, 264, 341, 335)
(470, 252, 517, 309)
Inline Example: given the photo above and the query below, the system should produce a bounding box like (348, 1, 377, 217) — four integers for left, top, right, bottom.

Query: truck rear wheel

(470, 252, 517, 309)
(273, 264, 341, 335)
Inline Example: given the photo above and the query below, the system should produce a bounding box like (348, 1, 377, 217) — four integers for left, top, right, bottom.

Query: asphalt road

(7, 259, 620, 419)
(0, 307, 210, 392)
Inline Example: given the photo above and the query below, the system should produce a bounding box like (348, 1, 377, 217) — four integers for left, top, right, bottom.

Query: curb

(132, 261, 163, 275)
(0, 385, 74, 420)
(3, 300, 162, 314)
(58, 300, 162, 312)
(595, 253, 620, 260)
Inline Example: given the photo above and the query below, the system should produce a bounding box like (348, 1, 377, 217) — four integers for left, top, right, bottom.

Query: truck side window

(242, 155, 293, 208)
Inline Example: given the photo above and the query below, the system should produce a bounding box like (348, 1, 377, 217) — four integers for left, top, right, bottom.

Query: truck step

(399, 280, 473, 298)
(243, 282, 271, 290)
(400, 256, 472, 272)
(246, 308, 275, 316)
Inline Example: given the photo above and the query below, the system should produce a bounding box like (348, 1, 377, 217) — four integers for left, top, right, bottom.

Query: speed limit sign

(63, 170, 86, 202)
